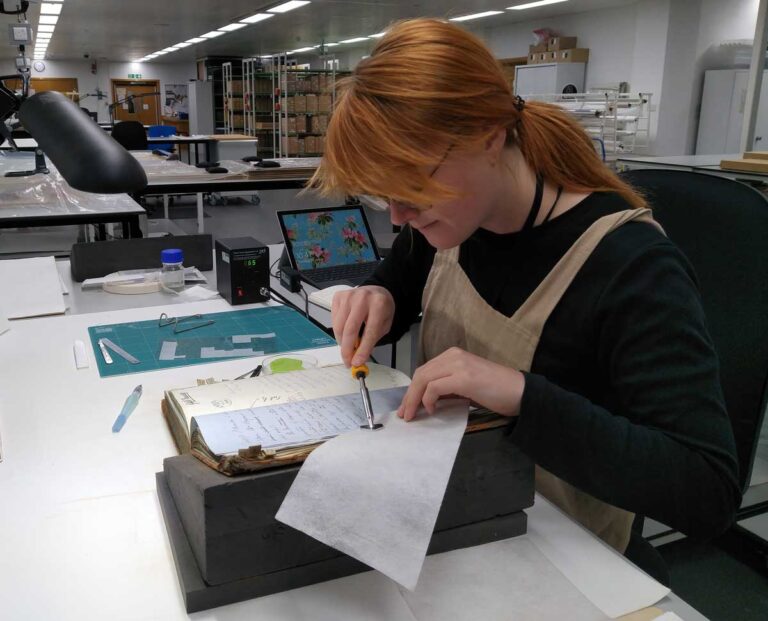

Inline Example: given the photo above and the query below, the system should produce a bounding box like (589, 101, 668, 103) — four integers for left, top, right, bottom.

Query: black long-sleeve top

(366, 192, 741, 539)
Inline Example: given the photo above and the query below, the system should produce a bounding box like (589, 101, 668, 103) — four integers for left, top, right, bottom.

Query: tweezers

(158, 312, 215, 334)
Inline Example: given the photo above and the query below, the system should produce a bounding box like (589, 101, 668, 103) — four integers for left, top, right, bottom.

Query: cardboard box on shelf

(529, 42, 548, 53)
(319, 136, 325, 153)
(318, 94, 332, 113)
(548, 36, 577, 51)
(305, 94, 319, 114)
(304, 136, 318, 154)
(537, 52, 549, 63)
(527, 52, 538, 65)
(546, 52, 558, 63)
(295, 115, 307, 133)
(294, 95, 307, 113)
(311, 114, 329, 134)
(287, 116, 296, 133)
(282, 136, 302, 156)
(229, 80, 243, 95)
(286, 97, 295, 114)
(558, 48, 590, 63)
(310, 75, 320, 92)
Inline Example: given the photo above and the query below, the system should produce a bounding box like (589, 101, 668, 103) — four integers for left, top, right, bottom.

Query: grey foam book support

(157, 425, 535, 611)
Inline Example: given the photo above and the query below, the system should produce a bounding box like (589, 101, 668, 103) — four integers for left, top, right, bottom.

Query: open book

(162, 363, 411, 476)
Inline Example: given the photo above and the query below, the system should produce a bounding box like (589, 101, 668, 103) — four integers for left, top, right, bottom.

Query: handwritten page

(193, 386, 407, 455)
(167, 363, 410, 431)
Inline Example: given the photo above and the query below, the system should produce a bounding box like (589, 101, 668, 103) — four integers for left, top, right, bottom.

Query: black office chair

(621, 169, 768, 498)
(111, 120, 148, 151)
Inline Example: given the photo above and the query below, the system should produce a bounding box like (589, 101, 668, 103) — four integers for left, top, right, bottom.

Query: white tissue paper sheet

(175, 285, 220, 301)
(276, 399, 469, 591)
(400, 537, 609, 621)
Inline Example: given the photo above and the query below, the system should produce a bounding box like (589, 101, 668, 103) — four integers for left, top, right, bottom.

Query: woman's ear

(485, 127, 507, 163)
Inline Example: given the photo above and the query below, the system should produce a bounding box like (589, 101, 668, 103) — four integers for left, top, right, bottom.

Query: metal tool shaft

(357, 373, 382, 430)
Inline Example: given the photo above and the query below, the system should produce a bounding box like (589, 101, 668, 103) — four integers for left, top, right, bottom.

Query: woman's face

(388, 147, 503, 250)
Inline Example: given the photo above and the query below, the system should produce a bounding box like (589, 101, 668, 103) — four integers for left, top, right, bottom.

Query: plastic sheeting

(0, 151, 142, 218)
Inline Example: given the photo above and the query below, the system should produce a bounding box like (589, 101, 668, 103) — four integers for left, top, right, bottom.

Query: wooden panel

(111, 79, 160, 125)
(2, 77, 79, 101)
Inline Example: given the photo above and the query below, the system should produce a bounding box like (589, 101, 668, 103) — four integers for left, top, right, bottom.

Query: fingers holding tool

(352, 336, 382, 431)
(331, 286, 395, 367)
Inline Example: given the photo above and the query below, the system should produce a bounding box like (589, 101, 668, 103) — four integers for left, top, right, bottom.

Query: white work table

(0, 256, 708, 620)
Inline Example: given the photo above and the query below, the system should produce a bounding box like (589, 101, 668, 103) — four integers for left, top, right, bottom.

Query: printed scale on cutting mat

(87, 305, 335, 378)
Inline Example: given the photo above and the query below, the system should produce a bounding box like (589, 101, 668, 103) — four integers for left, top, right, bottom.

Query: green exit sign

(128, 73, 142, 79)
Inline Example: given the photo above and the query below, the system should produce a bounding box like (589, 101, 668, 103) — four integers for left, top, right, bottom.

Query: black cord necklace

(521, 176, 563, 230)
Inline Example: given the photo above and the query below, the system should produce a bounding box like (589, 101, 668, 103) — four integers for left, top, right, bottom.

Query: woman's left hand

(397, 347, 526, 421)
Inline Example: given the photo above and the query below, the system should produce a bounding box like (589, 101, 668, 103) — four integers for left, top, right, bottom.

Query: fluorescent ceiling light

(36, 34, 53, 40)
(240, 13, 274, 24)
(508, 0, 569, 10)
(201, 30, 225, 38)
(219, 23, 247, 32)
(152, 50, 169, 55)
(340, 37, 369, 44)
(185, 37, 206, 43)
(37, 24, 55, 32)
(174, 41, 193, 48)
(39, 15, 59, 25)
(290, 46, 315, 53)
(369, 32, 386, 38)
(324, 42, 339, 47)
(161, 46, 180, 52)
(449, 11, 504, 22)
(268, 1, 310, 14)
(40, 3, 63, 14)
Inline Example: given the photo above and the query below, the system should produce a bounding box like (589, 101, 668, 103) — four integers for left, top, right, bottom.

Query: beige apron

(419, 208, 663, 553)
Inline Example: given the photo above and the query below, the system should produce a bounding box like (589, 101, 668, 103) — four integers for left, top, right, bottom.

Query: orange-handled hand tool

(352, 337, 382, 430)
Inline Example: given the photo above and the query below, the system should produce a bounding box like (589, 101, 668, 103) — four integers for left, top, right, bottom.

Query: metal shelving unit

(241, 57, 276, 155)
(222, 61, 244, 134)
(272, 56, 342, 158)
(530, 91, 653, 158)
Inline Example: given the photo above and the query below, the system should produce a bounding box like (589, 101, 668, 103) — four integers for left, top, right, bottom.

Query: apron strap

(512, 208, 662, 338)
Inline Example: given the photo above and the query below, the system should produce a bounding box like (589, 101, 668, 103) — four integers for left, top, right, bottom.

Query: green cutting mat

(88, 306, 336, 378)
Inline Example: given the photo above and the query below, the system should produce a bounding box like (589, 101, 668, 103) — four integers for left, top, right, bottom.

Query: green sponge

(268, 357, 306, 374)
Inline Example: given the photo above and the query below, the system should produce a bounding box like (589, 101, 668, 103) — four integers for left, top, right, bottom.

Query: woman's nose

(389, 200, 419, 226)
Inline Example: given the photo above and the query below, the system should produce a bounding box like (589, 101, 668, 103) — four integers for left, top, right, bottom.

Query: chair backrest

(621, 169, 768, 492)
(147, 124, 177, 138)
(147, 124, 176, 152)
(111, 120, 148, 150)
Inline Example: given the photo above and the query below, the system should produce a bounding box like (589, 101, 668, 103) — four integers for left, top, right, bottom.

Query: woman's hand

(331, 285, 396, 367)
(397, 347, 525, 421)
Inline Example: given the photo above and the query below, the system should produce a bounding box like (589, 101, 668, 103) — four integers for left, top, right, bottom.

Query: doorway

(110, 79, 161, 125)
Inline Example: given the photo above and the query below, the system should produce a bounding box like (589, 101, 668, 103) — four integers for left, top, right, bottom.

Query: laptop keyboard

(304, 262, 378, 283)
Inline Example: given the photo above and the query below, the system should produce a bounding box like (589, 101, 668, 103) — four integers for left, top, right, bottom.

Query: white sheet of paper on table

(399, 537, 609, 621)
(527, 495, 670, 618)
(276, 399, 469, 590)
(0, 256, 66, 319)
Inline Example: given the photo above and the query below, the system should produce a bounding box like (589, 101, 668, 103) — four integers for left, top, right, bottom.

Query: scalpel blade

(100, 338, 140, 364)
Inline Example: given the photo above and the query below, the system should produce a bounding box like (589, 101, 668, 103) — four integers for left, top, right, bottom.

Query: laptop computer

(277, 205, 382, 289)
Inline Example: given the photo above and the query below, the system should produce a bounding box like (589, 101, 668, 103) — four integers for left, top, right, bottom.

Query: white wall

(1, 59, 196, 122)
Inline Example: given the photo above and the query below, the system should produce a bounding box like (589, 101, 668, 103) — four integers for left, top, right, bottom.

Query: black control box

(215, 237, 270, 305)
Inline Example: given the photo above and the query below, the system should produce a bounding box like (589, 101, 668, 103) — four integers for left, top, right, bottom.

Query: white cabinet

(188, 80, 214, 135)
(696, 69, 768, 154)
(513, 63, 586, 98)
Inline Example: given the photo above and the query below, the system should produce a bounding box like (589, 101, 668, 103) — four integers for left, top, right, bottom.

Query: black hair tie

(514, 95, 526, 112)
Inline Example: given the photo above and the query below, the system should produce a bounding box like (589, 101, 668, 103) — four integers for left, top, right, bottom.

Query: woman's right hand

(331, 285, 395, 367)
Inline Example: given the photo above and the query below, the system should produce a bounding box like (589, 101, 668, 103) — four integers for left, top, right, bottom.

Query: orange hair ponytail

(310, 18, 645, 210)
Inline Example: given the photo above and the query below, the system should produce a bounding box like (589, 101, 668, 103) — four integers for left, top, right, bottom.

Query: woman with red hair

(311, 18, 739, 584)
